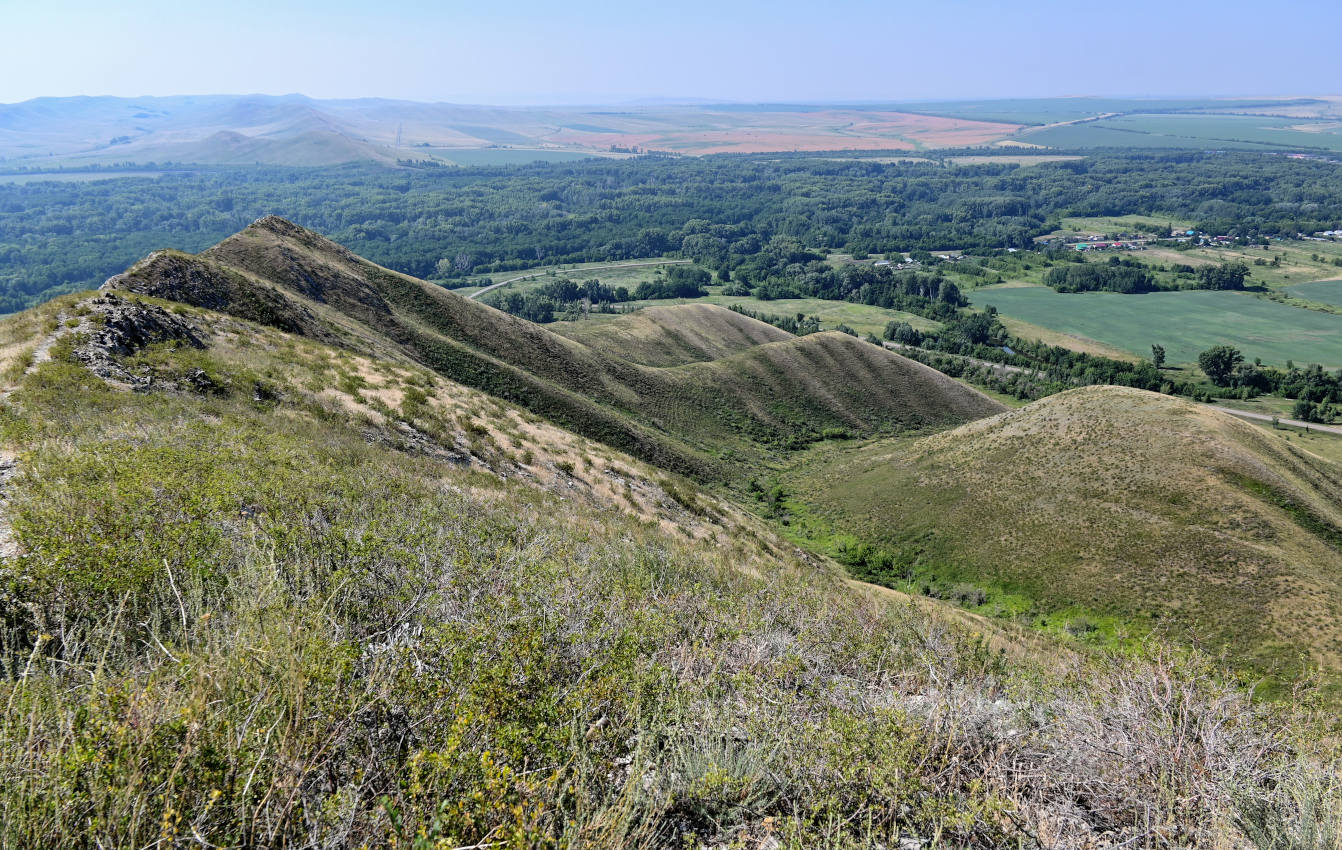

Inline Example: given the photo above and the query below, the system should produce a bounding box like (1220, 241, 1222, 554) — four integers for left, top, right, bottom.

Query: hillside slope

(552, 304, 794, 366)
(106, 216, 1004, 478)
(114, 127, 400, 167)
(786, 385, 1342, 685)
(0, 283, 1329, 848)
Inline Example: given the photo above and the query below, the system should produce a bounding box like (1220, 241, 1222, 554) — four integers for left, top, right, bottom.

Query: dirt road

(1210, 405, 1342, 436)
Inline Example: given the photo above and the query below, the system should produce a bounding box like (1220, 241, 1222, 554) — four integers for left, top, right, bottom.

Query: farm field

(993, 315, 1140, 361)
(1286, 277, 1342, 307)
(1020, 113, 1342, 151)
(946, 154, 1082, 167)
(972, 283, 1342, 367)
(547, 109, 1022, 153)
(892, 97, 1336, 126)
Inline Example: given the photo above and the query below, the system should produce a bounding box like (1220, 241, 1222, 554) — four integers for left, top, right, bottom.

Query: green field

(1022, 113, 1342, 151)
(892, 97, 1328, 127)
(973, 283, 1342, 367)
(1287, 277, 1342, 308)
(1143, 241, 1342, 290)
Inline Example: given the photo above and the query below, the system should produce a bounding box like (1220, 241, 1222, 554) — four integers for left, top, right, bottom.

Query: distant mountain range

(3, 93, 1341, 167)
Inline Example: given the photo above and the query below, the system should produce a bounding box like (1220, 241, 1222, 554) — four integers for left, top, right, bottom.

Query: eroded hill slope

(786, 385, 1342, 684)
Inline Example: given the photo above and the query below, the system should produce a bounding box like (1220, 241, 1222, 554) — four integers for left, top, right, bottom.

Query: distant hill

(107, 216, 1004, 478)
(0, 93, 1020, 165)
(113, 128, 400, 167)
(4, 94, 1341, 166)
(787, 385, 1342, 688)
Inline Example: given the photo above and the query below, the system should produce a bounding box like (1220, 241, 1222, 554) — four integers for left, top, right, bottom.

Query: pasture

(1021, 113, 1342, 151)
(973, 283, 1342, 367)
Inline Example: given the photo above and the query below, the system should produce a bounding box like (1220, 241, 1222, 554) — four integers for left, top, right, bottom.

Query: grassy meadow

(1055, 214, 1196, 234)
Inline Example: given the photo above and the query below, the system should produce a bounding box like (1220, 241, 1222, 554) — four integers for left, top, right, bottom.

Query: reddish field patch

(545, 109, 1019, 154)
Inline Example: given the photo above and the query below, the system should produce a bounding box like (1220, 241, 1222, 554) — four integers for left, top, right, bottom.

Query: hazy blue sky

(3, 0, 1338, 104)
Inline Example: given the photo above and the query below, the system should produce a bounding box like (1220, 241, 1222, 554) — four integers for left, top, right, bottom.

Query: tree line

(1043, 255, 1250, 294)
(5, 150, 1342, 312)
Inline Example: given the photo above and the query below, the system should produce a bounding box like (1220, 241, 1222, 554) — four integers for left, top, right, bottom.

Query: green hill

(785, 385, 1342, 688)
(107, 216, 1004, 479)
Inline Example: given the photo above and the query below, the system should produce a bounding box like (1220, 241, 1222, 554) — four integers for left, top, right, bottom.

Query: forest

(4, 150, 1342, 312)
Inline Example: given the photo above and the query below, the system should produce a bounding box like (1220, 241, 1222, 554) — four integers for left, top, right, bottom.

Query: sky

(1, 0, 1339, 105)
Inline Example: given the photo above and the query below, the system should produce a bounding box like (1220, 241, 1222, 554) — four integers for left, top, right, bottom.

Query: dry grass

(552, 304, 792, 367)
(785, 386, 1342, 693)
(0, 288, 1338, 848)
(997, 315, 1143, 361)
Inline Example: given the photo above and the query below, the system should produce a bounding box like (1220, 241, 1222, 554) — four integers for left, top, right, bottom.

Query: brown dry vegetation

(552, 304, 792, 366)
